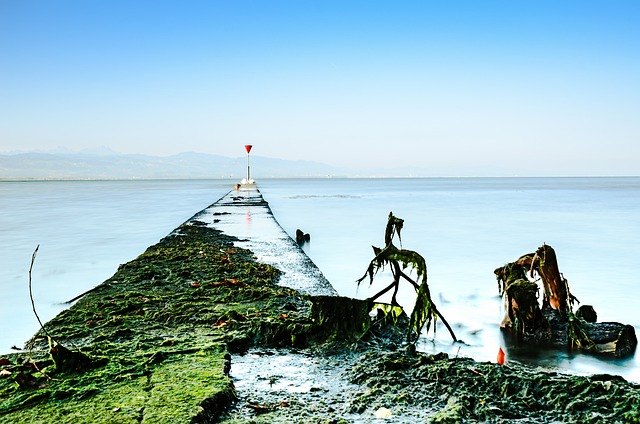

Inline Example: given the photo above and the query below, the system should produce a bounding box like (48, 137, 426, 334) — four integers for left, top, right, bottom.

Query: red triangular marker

(245, 145, 253, 154)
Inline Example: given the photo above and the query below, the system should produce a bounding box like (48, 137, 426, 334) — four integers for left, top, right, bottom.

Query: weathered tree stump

(495, 244, 637, 358)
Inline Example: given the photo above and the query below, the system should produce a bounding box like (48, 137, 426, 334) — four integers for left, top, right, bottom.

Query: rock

(296, 229, 310, 244)
(374, 407, 392, 419)
(576, 305, 597, 323)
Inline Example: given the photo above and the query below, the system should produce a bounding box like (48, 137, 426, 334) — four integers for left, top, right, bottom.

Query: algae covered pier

(2, 185, 640, 423)
(0, 184, 345, 422)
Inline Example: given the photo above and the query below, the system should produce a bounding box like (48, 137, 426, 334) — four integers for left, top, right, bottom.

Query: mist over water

(1, 177, 639, 382)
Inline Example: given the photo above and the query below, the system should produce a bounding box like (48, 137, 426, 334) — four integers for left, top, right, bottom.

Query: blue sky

(1, 1, 639, 175)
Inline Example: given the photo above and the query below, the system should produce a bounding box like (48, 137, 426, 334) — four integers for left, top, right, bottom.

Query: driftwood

(357, 212, 457, 343)
(28, 246, 95, 372)
(495, 244, 637, 358)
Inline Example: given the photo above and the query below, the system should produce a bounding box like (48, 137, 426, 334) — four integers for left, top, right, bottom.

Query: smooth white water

(2, 177, 639, 381)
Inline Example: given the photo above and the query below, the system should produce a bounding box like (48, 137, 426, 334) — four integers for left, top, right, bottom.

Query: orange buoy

(497, 347, 506, 365)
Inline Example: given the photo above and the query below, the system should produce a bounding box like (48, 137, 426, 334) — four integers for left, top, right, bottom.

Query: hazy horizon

(2, 149, 639, 179)
(1, 1, 639, 176)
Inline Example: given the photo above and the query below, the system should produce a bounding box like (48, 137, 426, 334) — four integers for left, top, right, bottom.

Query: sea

(1, 177, 639, 382)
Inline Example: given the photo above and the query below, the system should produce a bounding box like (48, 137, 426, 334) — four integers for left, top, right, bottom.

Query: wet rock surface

(222, 348, 368, 423)
(221, 347, 443, 423)
(347, 348, 640, 423)
(222, 345, 640, 423)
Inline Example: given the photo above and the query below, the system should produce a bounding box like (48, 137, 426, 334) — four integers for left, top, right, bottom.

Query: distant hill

(0, 152, 341, 179)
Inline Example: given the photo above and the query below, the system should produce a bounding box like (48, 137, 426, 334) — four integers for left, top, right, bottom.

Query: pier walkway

(183, 184, 337, 297)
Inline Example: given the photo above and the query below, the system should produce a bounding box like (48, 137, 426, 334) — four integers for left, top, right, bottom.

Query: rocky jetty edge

(1, 186, 639, 423)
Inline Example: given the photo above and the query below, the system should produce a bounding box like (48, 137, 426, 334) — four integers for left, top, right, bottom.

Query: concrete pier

(185, 185, 337, 297)
(1, 184, 347, 423)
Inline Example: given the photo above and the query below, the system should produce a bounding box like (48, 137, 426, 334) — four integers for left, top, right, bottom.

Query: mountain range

(0, 152, 343, 180)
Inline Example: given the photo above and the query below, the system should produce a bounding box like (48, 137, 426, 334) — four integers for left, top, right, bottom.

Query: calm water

(0, 179, 233, 351)
(2, 177, 639, 382)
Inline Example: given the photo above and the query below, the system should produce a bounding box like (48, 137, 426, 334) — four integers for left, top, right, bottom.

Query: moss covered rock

(0, 221, 322, 422)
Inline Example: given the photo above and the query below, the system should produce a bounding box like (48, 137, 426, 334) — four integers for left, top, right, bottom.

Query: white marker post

(243, 144, 254, 184)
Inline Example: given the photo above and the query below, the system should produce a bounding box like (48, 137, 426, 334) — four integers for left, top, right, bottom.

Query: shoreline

(4, 175, 640, 183)
(1, 186, 639, 422)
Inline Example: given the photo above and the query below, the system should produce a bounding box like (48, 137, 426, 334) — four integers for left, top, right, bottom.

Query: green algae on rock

(348, 349, 640, 423)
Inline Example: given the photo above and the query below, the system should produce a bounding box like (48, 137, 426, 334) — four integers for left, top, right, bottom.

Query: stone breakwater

(0, 185, 345, 423)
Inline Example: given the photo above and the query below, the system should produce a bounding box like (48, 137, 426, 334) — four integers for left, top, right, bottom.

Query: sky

(1, 1, 639, 176)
